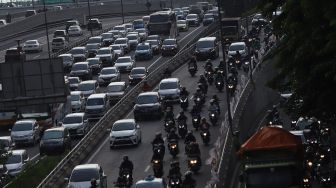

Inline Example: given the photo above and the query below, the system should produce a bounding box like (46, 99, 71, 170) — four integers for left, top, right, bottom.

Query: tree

(258, 0, 336, 122)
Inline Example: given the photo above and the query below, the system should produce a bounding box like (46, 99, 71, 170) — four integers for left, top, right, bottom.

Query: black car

(129, 67, 148, 85)
(39, 127, 71, 156)
(133, 92, 163, 120)
(87, 18, 103, 30)
(86, 43, 101, 58)
(87, 58, 102, 75)
(195, 37, 219, 60)
(161, 38, 179, 56)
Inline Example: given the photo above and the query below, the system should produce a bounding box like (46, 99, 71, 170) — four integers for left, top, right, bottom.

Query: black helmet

(123, 155, 128, 161)
(91, 178, 97, 186)
(201, 117, 206, 122)
(187, 130, 193, 135)
(200, 74, 205, 78)
(180, 111, 184, 115)
(155, 132, 162, 138)
(185, 171, 193, 178)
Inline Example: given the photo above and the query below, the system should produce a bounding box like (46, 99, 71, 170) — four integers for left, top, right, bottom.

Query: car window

(116, 57, 131, 63)
(229, 44, 245, 51)
(63, 116, 83, 124)
(6, 154, 22, 164)
(159, 82, 178, 90)
(136, 95, 158, 104)
(131, 69, 146, 75)
(196, 40, 214, 49)
(107, 85, 124, 92)
(97, 49, 111, 55)
(87, 98, 104, 106)
(70, 169, 99, 182)
(12, 123, 33, 131)
(163, 40, 176, 45)
(78, 83, 95, 91)
(136, 45, 150, 50)
(101, 68, 116, 75)
(53, 38, 64, 43)
(72, 64, 88, 71)
(112, 122, 135, 131)
(42, 130, 63, 140)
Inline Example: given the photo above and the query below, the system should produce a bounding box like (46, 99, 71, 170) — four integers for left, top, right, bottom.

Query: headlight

(303, 178, 309, 183)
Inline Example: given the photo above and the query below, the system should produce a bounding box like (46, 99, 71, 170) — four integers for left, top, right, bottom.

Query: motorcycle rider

(185, 131, 196, 144)
(168, 161, 182, 182)
(152, 132, 165, 146)
(182, 171, 196, 188)
(180, 87, 190, 97)
(209, 100, 220, 115)
(177, 111, 188, 124)
(193, 87, 205, 102)
(200, 118, 210, 131)
(214, 67, 224, 82)
(188, 56, 198, 70)
(205, 59, 213, 69)
(198, 75, 208, 94)
(119, 155, 134, 182)
(164, 106, 175, 121)
(168, 129, 179, 141)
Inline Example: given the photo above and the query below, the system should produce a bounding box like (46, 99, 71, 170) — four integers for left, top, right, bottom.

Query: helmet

(202, 117, 206, 122)
(179, 111, 184, 115)
(155, 132, 162, 138)
(187, 130, 193, 135)
(185, 171, 193, 178)
(272, 105, 277, 109)
(91, 178, 97, 186)
(210, 99, 214, 105)
(196, 88, 201, 92)
(206, 59, 211, 64)
(123, 155, 129, 161)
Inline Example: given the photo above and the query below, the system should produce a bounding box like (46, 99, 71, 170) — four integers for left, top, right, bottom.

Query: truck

(237, 126, 304, 188)
(221, 17, 242, 43)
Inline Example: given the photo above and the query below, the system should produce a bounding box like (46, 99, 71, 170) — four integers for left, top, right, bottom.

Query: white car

(109, 119, 141, 148)
(135, 28, 148, 41)
(114, 38, 130, 53)
(177, 20, 189, 31)
(114, 56, 135, 73)
(158, 78, 181, 102)
(228, 42, 248, 57)
(61, 113, 89, 137)
(5, 149, 29, 176)
(10, 119, 41, 146)
(70, 91, 85, 112)
(68, 25, 83, 36)
(65, 164, 107, 188)
(23, 40, 42, 52)
(98, 67, 121, 86)
(113, 25, 127, 37)
(110, 44, 125, 57)
(0, 136, 14, 151)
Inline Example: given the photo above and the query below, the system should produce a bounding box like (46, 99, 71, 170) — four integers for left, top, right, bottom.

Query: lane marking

(87, 136, 109, 163)
(33, 55, 40, 59)
(144, 165, 151, 172)
(31, 153, 40, 162)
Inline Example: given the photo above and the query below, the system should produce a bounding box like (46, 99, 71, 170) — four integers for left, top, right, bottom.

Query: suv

(101, 33, 115, 46)
(106, 81, 127, 105)
(65, 164, 107, 188)
(0, 136, 14, 152)
(5, 150, 29, 176)
(70, 62, 92, 80)
(39, 127, 71, 156)
(68, 77, 81, 91)
(87, 36, 104, 46)
(95, 47, 116, 67)
(61, 113, 89, 137)
(53, 30, 69, 41)
(126, 34, 140, 50)
(133, 92, 163, 120)
(86, 43, 101, 58)
(161, 38, 179, 56)
(10, 119, 41, 146)
(186, 14, 200, 27)
(158, 78, 181, 103)
(195, 37, 219, 60)
(52, 37, 67, 52)
(85, 93, 110, 120)
(87, 18, 103, 30)
(114, 38, 130, 53)
(135, 176, 167, 188)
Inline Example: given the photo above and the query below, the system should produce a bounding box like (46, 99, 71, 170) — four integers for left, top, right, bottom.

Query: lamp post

(170, 0, 173, 9)
(120, 0, 124, 24)
(43, 0, 51, 61)
(87, 0, 93, 36)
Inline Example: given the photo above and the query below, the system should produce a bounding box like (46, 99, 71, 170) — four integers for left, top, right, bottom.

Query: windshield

(88, 38, 101, 44)
(112, 122, 135, 131)
(127, 35, 138, 40)
(70, 169, 99, 182)
(86, 44, 99, 50)
(12, 123, 32, 131)
(42, 130, 63, 140)
(229, 44, 245, 51)
(147, 35, 158, 40)
(63, 116, 82, 124)
(101, 33, 113, 39)
(6, 155, 21, 164)
(72, 64, 87, 71)
(68, 78, 79, 84)
(177, 20, 186, 24)
(116, 58, 131, 63)
(111, 45, 121, 50)
(115, 39, 126, 44)
(69, 26, 79, 30)
(101, 68, 116, 75)
(136, 95, 157, 104)
(160, 81, 178, 90)
(114, 26, 125, 31)
(70, 49, 85, 55)
(107, 85, 124, 92)
(186, 14, 197, 19)
(97, 49, 110, 55)
(136, 45, 150, 50)
(163, 40, 176, 45)
(149, 15, 169, 23)
(71, 94, 80, 101)
(87, 98, 104, 106)
(25, 41, 37, 45)
(78, 83, 94, 91)
(131, 69, 145, 75)
(87, 59, 100, 66)
(197, 40, 214, 49)
(133, 20, 144, 25)
(53, 38, 64, 43)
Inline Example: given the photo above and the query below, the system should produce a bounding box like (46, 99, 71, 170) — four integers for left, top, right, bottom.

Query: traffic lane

(86, 57, 229, 187)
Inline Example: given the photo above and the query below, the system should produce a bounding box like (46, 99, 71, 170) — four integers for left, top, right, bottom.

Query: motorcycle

(215, 78, 224, 92)
(192, 114, 201, 130)
(205, 70, 214, 85)
(188, 66, 197, 77)
(227, 82, 236, 96)
(318, 171, 332, 187)
(208, 110, 218, 126)
(178, 121, 187, 138)
(168, 139, 179, 158)
(193, 95, 204, 109)
(200, 130, 210, 145)
(169, 174, 182, 188)
(198, 82, 208, 95)
(164, 119, 175, 133)
(187, 156, 201, 173)
(242, 61, 250, 73)
(153, 143, 165, 160)
(114, 169, 133, 187)
(151, 157, 163, 178)
(302, 175, 312, 188)
(180, 95, 189, 111)
(234, 57, 242, 69)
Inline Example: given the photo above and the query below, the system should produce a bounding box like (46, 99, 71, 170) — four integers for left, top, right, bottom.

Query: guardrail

(37, 23, 218, 187)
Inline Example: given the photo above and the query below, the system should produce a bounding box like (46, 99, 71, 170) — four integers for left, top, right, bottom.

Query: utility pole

(87, 0, 93, 37)
(43, 0, 51, 62)
(120, 0, 124, 24)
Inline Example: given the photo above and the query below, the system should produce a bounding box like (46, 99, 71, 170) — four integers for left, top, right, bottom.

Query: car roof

(55, 29, 66, 32)
(45, 127, 65, 132)
(118, 56, 131, 59)
(160, 78, 179, 83)
(87, 57, 100, 60)
(89, 36, 102, 39)
(108, 81, 126, 87)
(53, 37, 65, 40)
(71, 91, 82, 95)
(230, 42, 245, 46)
(164, 38, 176, 41)
(25, 40, 38, 43)
(187, 14, 198, 16)
(198, 37, 216, 42)
(10, 149, 26, 155)
(72, 46, 86, 50)
(73, 164, 100, 171)
(74, 62, 89, 66)
(138, 92, 158, 96)
(80, 80, 97, 84)
(87, 93, 106, 99)
(114, 119, 136, 124)
(116, 38, 127, 40)
(59, 53, 72, 57)
(15, 119, 36, 124)
(127, 34, 138, 37)
(68, 76, 80, 80)
(66, 112, 85, 117)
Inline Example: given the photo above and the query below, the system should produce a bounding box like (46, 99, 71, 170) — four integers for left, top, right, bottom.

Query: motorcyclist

(180, 87, 190, 97)
(227, 73, 237, 85)
(188, 56, 198, 70)
(168, 161, 182, 181)
(167, 129, 179, 141)
(193, 87, 205, 101)
(214, 67, 224, 82)
(198, 75, 207, 86)
(218, 60, 225, 70)
(182, 171, 196, 188)
(205, 59, 213, 69)
(200, 118, 210, 132)
(185, 130, 196, 144)
(176, 111, 188, 124)
(209, 100, 219, 115)
(152, 132, 165, 146)
(211, 95, 220, 114)
(91, 178, 97, 188)
(164, 106, 175, 121)
(190, 103, 201, 116)
(234, 51, 242, 61)
(119, 155, 134, 181)
(188, 142, 201, 157)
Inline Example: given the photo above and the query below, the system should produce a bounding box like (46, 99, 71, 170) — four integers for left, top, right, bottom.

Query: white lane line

(190, 96, 193, 100)
(87, 136, 110, 163)
(33, 55, 40, 59)
(147, 56, 162, 69)
(144, 165, 151, 172)
(31, 153, 40, 162)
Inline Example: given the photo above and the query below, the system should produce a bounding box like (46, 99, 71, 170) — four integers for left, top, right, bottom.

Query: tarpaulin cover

(237, 126, 302, 156)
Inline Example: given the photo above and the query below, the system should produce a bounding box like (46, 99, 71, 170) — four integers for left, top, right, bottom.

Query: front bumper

(195, 50, 216, 60)
(134, 107, 162, 117)
(68, 127, 85, 136)
(12, 136, 34, 145)
(86, 109, 105, 119)
(110, 135, 138, 146)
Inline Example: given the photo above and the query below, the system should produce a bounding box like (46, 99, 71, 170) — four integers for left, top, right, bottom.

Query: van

(53, 30, 69, 41)
(52, 37, 67, 52)
(85, 93, 110, 120)
(5, 149, 29, 176)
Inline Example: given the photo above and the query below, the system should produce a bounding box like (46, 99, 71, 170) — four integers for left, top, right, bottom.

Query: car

(161, 38, 179, 56)
(186, 14, 200, 26)
(228, 42, 248, 58)
(77, 80, 99, 98)
(70, 91, 85, 112)
(181, 7, 189, 11)
(85, 93, 110, 120)
(147, 35, 161, 43)
(158, 78, 181, 103)
(124, 23, 134, 32)
(109, 119, 141, 148)
(173, 7, 182, 13)
(177, 20, 189, 32)
(87, 18, 102, 30)
(69, 62, 92, 80)
(39, 127, 71, 156)
(128, 67, 148, 85)
(133, 19, 145, 30)
(203, 13, 215, 26)
(135, 175, 167, 188)
(195, 37, 219, 60)
(96, 47, 116, 67)
(51, 37, 67, 52)
(0, 136, 14, 152)
(25, 10, 36, 17)
(114, 38, 131, 53)
(126, 34, 140, 50)
(87, 36, 104, 46)
(135, 42, 153, 61)
(110, 44, 125, 58)
(114, 56, 135, 73)
(70, 47, 88, 62)
(106, 81, 127, 105)
(10, 119, 41, 146)
(65, 20, 80, 31)
(128, 31, 140, 39)
(53, 30, 69, 41)
(65, 164, 107, 188)
(146, 39, 161, 54)
(87, 58, 102, 75)
(52, 5, 63, 11)
(182, 10, 189, 18)
(59, 54, 74, 72)
(208, 9, 219, 20)
(5, 150, 29, 176)
(135, 28, 148, 41)
(189, 5, 204, 21)
(61, 113, 89, 137)
(98, 67, 121, 86)
(133, 92, 163, 120)
(68, 25, 83, 36)
(101, 32, 115, 46)
(142, 15, 150, 25)
(68, 77, 81, 91)
(22, 40, 42, 53)
(113, 25, 127, 37)
(108, 30, 121, 38)
(86, 43, 101, 58)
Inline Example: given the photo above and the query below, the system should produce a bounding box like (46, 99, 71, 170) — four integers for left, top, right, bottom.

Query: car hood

(162, 45, 176, 48)
(5, 163, 22, 171)
(197, 47, 213, 52)
(204, 18, 214, 21)
(136, 50, 150, 54)
(41, 138, 63, 144)
(107, 91, 124, 97)
(103, 38, 113, 41)
(135, 103, 158, 108)
(115, 62, 132, 67)
(11, 130, 33, 137)
(99, 74, 117, 78)
(187, 18, 197, 21)
(228, 50, 245, 56)
(70, 70, 87, 74)
(114, 50, 122, 54)
(111, 130, 135, 137)
(96, 54, 111, 58)
(86, 105, 104, 110)
(71, 101, 81, 106)
(72, 54, 85, 58)
(159, 89, 179, 95)
(129, 40, 138, 43)
(80, 90, 94, 95)
(62, 123, 82, 129)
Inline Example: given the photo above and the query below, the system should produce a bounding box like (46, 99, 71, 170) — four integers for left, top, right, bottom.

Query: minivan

(53, 30, 69, 41)
(39, 127, 71, 156)
(85, 93, 110, 120)
(195, 37, 219, 60)
(10, 119, 41, 146)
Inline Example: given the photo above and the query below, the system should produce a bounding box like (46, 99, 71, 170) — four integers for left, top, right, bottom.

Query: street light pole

(43, 0, 51, 61)
(170, 0, 172, 9)
(120, 0, 124, 24)
(217, 0, 235, 137)
(32, 0, 35, 10)
(87, 0, 93, 37)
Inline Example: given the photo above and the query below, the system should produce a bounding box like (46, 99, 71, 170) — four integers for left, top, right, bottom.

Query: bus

(147, 10, 178, 39)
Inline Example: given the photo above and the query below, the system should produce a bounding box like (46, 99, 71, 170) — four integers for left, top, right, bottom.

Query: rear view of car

(65, 164, 107, 188)
(52, 37, 66, 52)
(39, 127, 71, 156)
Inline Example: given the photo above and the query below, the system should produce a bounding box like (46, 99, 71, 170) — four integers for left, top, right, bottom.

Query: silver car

(65, 164, 107, 188)
(5, 150, 29, 176)
(98, 67, 121, 86)
(158, 78, 181, 102)
(10, 119, 41, 146)
(70, 91, 85, 112)
(114, 56, 135, 73)
(61, 113, 89, 137)
(109, 119, 141, 148)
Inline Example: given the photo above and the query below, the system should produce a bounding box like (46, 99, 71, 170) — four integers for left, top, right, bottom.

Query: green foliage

(259, 0, 336, 121)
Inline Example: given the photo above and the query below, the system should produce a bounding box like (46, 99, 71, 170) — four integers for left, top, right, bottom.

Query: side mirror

(24, 159, 29, 163)
(8, 128, 11, 132)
